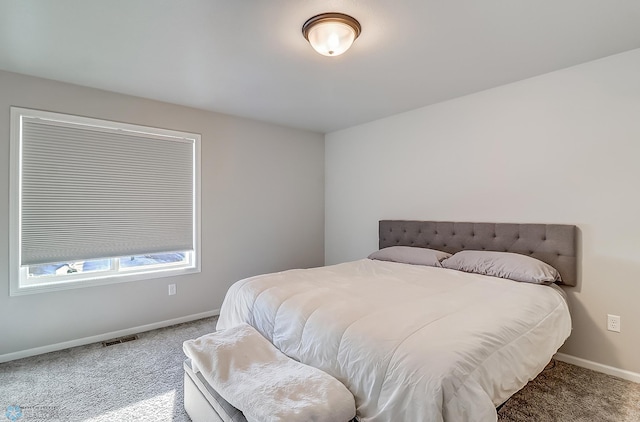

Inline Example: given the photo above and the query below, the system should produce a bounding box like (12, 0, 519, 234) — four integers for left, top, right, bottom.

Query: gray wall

(326, 49, 640, 374)
(0, 70, 325, 357)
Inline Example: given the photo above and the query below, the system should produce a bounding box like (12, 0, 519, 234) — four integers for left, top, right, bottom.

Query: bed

(185, 220, 576, 422)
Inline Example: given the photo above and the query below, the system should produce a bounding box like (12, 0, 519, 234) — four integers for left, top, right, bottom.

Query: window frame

(9, 107, 201, 296)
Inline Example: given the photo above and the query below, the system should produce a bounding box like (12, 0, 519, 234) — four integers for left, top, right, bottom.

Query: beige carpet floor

(2, 316, 640, 421)
(498, 359, 640, 421)
(0, 317, 219, 422)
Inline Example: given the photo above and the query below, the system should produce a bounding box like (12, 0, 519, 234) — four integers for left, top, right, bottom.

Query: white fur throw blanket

(183, 323, 356, 422)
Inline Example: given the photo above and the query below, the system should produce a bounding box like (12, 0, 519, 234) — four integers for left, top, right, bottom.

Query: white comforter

(217, 259, 571, 422)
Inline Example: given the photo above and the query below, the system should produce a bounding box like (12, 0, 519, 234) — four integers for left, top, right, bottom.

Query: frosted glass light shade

(302, 13, 361, 57)
(307, 21, 356, 56)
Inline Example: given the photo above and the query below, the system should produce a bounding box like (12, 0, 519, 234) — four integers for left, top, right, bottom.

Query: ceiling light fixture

(302, 13, 361, 57)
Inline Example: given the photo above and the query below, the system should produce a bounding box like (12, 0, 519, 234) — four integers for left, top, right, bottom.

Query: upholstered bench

(183, 323, 356, 422)
(184, 358, 246, 422)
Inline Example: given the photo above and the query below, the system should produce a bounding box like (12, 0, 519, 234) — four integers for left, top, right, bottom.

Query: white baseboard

(554, 352, 640, 384)
(0, 309, 220, 364)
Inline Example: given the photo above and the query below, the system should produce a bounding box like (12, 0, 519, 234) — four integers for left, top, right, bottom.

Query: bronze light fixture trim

(302, 13, 362, 57)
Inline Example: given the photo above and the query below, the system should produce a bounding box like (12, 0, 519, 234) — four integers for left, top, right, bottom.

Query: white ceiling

(1, 1, 639, 133)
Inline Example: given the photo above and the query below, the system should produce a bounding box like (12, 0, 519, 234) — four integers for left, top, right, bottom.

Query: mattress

(217, 259, 571, 422)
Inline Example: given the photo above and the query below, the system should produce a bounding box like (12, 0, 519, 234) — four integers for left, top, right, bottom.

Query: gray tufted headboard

(379, 220, 578, 286)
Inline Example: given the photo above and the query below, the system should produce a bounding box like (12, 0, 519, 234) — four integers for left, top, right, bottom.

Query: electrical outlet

(607, 314, 620, 332)
(168, 284, 176, 296)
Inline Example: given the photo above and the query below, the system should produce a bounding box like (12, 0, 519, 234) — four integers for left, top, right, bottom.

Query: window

(9, 107, 201, 295)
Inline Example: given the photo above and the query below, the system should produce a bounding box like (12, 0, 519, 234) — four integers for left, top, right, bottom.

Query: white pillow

(441, 250, 561, 284)
(368, 246, 451, 267)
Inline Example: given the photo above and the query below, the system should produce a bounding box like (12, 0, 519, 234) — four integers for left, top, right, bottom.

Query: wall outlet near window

(168, 284, 177, 296)
(607, 314, 620, 332)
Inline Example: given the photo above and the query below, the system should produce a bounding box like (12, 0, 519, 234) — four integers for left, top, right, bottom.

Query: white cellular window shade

(10, 107, 201, 295)
(20, 117, 195, 265)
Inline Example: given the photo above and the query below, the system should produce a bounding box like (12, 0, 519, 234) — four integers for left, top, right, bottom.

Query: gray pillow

(368, 246, 451, 268)
(441, 250, 561, 284)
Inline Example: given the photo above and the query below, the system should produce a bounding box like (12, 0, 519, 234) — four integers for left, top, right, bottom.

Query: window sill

(9, 265, 201, 296)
